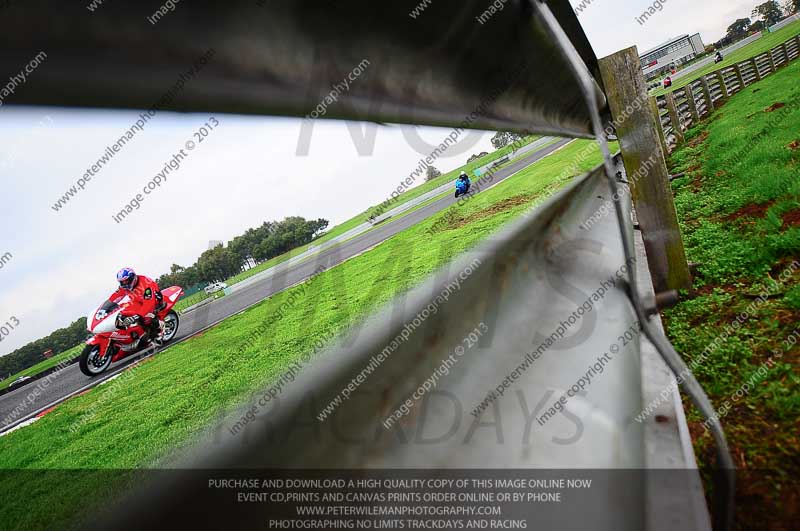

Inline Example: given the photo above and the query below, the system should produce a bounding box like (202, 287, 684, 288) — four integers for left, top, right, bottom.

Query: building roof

(640, 34, 691, 58)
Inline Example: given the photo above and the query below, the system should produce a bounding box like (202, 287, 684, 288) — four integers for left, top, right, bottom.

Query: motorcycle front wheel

(79, 344, 112, 377)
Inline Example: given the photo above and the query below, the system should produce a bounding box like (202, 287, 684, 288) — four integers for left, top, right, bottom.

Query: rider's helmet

(459, 171, 467, 179)
(116, 267, 138, 290)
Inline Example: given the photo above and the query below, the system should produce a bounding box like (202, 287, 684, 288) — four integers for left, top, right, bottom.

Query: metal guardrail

(0, 0, 603, 139)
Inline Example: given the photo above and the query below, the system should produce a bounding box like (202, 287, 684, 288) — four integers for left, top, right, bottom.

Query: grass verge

(0, 138, 606, 530)
(663, 57, 800, 530)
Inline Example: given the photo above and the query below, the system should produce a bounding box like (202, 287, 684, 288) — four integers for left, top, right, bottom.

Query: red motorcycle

(79, 286, 184, 376)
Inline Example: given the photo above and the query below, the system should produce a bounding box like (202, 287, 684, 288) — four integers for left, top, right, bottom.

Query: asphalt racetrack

(0, 137, 573, 434)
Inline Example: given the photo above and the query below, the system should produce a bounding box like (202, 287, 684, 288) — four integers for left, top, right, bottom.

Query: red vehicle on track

(79, 286, 184, 376)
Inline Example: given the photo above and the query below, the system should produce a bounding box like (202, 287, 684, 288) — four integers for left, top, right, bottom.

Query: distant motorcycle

(714, 52, 723, 64)
(79, 286, 184, 376)
(455, 176, 471, 198)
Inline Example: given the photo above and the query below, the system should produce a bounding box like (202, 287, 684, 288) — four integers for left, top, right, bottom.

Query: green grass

(663, 57, 800, 530)
(0, 345, 83, 392)
(652, 19, 800, 96)
(0, 138, 606, 530)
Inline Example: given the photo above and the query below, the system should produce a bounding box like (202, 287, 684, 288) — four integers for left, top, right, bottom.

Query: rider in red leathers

(112, 267, 163, 345)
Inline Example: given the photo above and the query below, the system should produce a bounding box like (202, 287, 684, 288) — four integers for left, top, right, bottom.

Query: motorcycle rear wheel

(79, 344, 112, 377)
(160, 311, 179, 343)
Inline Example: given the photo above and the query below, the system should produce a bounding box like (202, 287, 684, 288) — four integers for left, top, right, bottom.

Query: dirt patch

(788, 140, 800, 151)
(688, 131, 709, 148)
(782, 208, 800, 228)
(690, 173, 704, 192)
(449, 195, 534, 229)
(722, 200, 775, 222)
(764, 102, 785, 112)
(428, 194, 534, 233)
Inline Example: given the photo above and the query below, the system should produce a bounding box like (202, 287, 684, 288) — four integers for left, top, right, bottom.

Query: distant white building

(639, 33, 705, 80)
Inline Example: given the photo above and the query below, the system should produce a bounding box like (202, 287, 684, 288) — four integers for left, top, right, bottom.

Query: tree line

(0, 318, 86, 381)
(716, 1, 798, 49)
(156, 216, 329, 289)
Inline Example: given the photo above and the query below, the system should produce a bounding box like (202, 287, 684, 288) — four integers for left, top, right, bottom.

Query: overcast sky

(0, 0, 778, 357)
(573, 0, 772, 57)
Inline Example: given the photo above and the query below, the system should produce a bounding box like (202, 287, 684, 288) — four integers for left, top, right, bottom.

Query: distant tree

(749, 19, 766, 31)
(425, 166, 442, 182)
(752, 1, 783, 26)
(725, 18, 752, 42)
(466, 152, 489, 164)
(783, 0, 799, 13)
(197, 245, 241, 282)
(490, 131, 522, 149)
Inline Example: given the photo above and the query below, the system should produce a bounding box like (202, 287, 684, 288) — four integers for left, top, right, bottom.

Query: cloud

(571, 0, 761, 57)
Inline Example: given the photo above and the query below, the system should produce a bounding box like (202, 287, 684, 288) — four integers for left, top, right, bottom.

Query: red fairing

(158, 286, 184, 315)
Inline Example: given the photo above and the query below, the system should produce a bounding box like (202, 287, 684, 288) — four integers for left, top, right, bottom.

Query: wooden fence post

(684, 85, 700, 123)
(649, 97, 669, 155)
(733, 64, 745, 90)
(700, 76, 714, 109)
(750, 58, 762, 81)
(714, 71, 729, 101)
(768, 49, 777, 73)
(598, 47, 692, 292)
(664, 92, 685, 145)
(781, 43, 790, 67)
